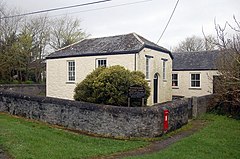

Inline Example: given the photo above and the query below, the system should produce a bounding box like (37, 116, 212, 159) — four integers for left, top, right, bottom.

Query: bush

(74, 65, 150, 106)
(24, 80, 34, 84)
(210, 102, 240, 119)
(0, 80, 9, 84)
(12, 80, 19, 84)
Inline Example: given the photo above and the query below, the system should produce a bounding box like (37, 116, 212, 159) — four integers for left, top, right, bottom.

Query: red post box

(163, 109, 169, 132)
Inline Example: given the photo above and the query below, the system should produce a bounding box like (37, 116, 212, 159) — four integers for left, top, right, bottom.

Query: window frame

(190, 73, 201, 88)
(67, 60, 76, 82)
(163, 60, 166, 80)
(172, 73, 178, 87)
(145, 57, 150, 79)
(161, 59, 168, 81)
(96, 58, 107, 68)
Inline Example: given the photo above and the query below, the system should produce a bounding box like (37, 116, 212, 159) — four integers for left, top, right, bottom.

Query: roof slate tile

(47, 33, 171, 59)
(172, 50, 221, 71)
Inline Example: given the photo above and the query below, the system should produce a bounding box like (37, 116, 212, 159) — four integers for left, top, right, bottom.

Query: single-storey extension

(172, 50, 221, 98)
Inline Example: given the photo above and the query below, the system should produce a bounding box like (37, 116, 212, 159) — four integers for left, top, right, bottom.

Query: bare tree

(173, 35, 204, 52)
(0, 2, 90, 83)
(173, 35, 217, 52)
(23, 15, 50, 82)
(50, 15, 89, 50)
(214, 16, 240, 115)
(204, 35, 217, 51)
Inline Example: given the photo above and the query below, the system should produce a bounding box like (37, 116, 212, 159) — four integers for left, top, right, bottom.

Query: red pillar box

(163, 108, 169, 132)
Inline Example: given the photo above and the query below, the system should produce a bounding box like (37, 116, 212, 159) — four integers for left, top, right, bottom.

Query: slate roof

(47, 33, 172, 59)
(172, 50, 221, 71)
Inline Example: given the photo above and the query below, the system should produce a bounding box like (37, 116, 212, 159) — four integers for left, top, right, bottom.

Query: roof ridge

(55, 38, 86, 52)
(84, 33, 133, 41)
(132, 32, 144, 45)
(172, 50, 220, 54)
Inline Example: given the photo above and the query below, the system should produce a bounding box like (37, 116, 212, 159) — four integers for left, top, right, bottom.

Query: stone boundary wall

(0, 90, 188, 138)
(0, 84, 46, 96)
(154, 100, 188, 131)
(191, 94, 219, 118)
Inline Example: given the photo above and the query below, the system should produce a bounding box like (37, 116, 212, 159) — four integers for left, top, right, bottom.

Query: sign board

(128, 85, 146, 98)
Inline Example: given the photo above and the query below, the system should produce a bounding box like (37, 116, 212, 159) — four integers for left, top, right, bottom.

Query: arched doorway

(153, 73, 159, 103)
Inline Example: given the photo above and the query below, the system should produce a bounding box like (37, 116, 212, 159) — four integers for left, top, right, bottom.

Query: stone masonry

(0, 90, 189, 138)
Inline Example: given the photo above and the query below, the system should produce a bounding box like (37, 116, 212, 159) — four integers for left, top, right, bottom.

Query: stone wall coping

(0, 84, 45, 88)
(0, 90, 163, 115)
(154, 98, 188, 109)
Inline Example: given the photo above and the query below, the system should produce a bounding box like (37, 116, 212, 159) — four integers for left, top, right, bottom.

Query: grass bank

(0, 113, 147, 159)
(125, 114, 240, 159)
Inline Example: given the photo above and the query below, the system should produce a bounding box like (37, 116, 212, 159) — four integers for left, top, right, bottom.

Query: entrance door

(153, 73, 158, 103)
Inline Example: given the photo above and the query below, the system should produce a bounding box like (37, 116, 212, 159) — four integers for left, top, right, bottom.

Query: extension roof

(172, 50, 221, 71)
(47, 33, 172, 59)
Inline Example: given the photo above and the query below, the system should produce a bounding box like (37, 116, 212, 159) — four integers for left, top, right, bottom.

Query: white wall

(47, 54, 135, 100)
(172, 70, 218, 98)
(137, 48, 172, 105)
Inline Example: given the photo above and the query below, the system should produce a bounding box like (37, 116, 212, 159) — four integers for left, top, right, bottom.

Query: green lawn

(0, 113, 147, 159)
(1, 113, 239, 159)
(125, 114, 240, 159)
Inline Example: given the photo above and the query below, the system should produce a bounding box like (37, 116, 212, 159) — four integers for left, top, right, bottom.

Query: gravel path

(92, 119, 207, 159)
(0, 148, 11, 159)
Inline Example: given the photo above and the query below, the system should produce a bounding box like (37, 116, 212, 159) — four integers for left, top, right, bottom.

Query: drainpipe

(134, 53, 137, 71)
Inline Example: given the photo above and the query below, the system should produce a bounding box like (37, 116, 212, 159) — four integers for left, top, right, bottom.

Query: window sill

(146, 79, 151, 82)
(172, 87, 179, 89)
(189, 87, 201, 90)
(163, 79, 167, 82)
(66, 82, 76, 84)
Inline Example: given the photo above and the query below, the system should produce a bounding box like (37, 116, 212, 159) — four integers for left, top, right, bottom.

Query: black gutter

(172, 69, 218, 71)
(46, 45, 173, 60)
(46, 50, 141, 60)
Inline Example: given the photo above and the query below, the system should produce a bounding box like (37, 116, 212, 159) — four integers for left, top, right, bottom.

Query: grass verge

(125, 114, 240, 159)
(0, 113, 147, 159)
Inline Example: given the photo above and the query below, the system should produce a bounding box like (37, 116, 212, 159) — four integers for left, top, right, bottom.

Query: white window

(146, 57, 150, 79)
(67, 61, 75, 82)
(162, 60, 167, 80)
(172, 74, 178, 86)
(191, 73, 200, 87)
(96, 58, 107, 68)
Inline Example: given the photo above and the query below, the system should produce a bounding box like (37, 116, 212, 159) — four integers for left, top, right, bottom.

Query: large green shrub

(74, 65, 150, 106)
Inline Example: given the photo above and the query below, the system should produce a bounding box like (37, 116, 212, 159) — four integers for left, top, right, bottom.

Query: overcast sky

(4, 0, 240, 50)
